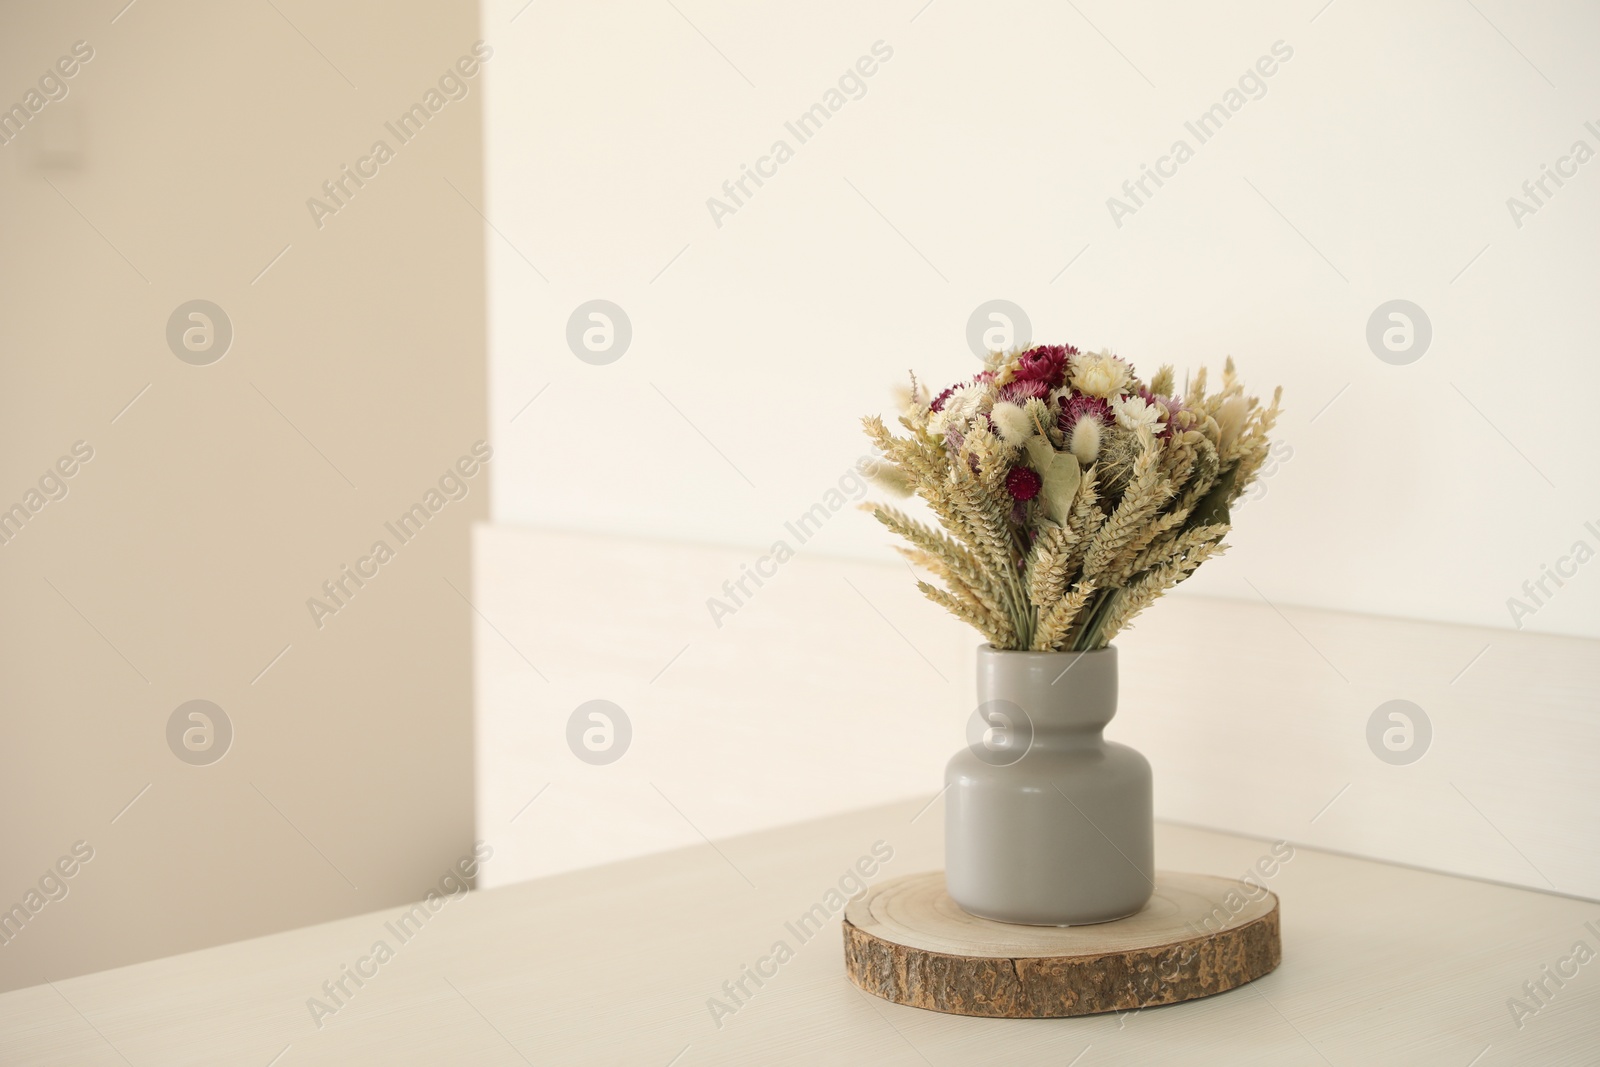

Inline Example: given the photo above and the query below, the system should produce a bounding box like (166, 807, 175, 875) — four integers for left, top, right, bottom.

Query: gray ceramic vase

(945, 644, 1154, 925)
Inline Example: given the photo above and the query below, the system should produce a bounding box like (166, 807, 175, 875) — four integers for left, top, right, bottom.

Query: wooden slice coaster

(843, 870, 1280, 1018)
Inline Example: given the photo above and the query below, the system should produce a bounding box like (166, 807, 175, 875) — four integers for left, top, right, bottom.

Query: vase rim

(977, 644, 1116, 657)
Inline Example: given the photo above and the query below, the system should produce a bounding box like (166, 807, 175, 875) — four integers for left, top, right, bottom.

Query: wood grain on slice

(843, 870, 1280, 1018)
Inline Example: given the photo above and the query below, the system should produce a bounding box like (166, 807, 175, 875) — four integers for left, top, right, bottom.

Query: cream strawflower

(1112, 394, 1167, 434)
(943, 383, 990, 421)
(1069, 352, 1132, 399)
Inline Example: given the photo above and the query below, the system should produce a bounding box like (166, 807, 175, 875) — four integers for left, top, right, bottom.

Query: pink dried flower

(999, 378, 1051, 404)
(1057, 393, 1113, 432)
(1006, 467, 1042, 501)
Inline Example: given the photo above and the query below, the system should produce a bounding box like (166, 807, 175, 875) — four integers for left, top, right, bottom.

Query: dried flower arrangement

(863, 345, 1281, 651)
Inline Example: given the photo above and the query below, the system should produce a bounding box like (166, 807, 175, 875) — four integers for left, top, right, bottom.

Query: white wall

(473, 527, 1600, 900)
(481, 0, 1600, 640)
(473, 0, 1600, 901)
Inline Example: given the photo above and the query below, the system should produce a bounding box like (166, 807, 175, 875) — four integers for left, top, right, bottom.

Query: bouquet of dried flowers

(863, 345, 1280, 651)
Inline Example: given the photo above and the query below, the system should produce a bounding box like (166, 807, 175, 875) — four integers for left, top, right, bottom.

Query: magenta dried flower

(1014, 344, 1074, 387)
(1005, 467, 1043, 501)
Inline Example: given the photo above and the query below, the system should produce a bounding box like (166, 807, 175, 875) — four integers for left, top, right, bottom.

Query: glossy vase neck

(976, 644, 1118, 737)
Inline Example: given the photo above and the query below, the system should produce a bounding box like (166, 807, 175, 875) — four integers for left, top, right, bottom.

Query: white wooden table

(3, 798, 1595, 1065)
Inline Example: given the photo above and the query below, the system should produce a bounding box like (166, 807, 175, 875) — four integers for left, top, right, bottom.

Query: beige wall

(0, 1, 487, 991)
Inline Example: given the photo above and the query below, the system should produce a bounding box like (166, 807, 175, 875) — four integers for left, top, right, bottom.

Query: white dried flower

(1112, 394, 1167, 434)
(944, 383, 989, 421)
(1069, 352, 1132, 399)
